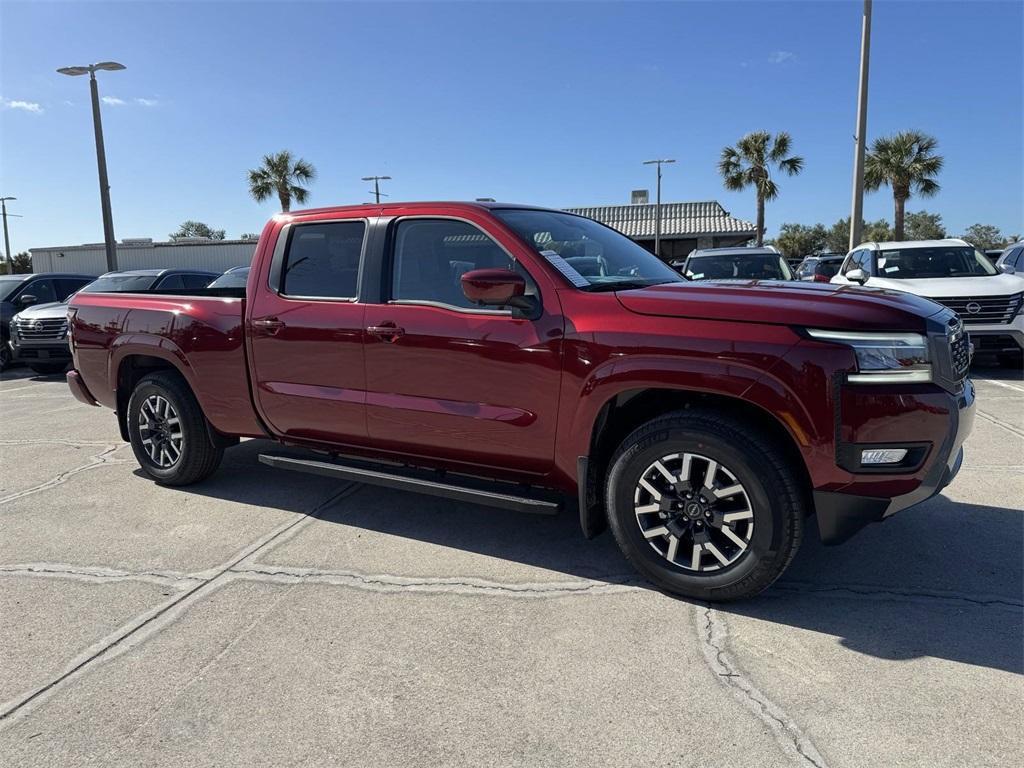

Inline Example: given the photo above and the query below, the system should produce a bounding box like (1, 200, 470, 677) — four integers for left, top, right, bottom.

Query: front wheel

(127, 371, 224, 486)
(606, 410, 804, 601)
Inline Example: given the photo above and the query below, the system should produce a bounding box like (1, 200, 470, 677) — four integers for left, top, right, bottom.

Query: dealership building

(564, 197, 756, 262)
(28, 197, 754, 274)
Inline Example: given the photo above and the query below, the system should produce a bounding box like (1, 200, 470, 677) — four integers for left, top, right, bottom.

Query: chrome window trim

(268, 217, 369, 303)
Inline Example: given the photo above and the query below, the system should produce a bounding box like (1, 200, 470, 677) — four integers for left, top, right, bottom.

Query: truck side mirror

(17, 294, 38, 306)
(845, 268, 868, 284)
(461, 269, 533, 310)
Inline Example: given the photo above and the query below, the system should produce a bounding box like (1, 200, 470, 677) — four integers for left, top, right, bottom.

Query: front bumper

(814, 378, 975, 544)
(9, 339, 73, 363)
(66, 369, 99, 407)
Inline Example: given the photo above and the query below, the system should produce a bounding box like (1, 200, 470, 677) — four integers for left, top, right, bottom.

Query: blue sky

(1, 0, 1021, 255)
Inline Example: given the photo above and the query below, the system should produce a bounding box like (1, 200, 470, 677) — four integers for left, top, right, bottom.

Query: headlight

(806, 328, 931, 383)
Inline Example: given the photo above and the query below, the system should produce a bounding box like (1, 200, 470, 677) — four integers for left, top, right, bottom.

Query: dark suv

(1, 272, 94, 371)
(8, 269, 217, 374)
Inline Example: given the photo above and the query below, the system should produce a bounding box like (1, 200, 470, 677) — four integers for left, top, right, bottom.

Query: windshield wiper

(582, 279, 677, 293)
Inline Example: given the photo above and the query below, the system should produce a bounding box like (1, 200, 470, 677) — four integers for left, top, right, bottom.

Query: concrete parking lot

(0, 363, 1021, 767)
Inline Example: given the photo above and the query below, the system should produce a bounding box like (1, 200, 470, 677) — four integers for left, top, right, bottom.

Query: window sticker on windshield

(884, 265, 900, 273)
(540, 249, 590, 288)
(691, 273, 704, 280)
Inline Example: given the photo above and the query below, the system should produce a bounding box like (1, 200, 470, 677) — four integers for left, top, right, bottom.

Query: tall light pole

(848, 0, 872, 251)
(57, 61, 125, 272)
(361, 175, 392, 204)
(1, 197, 15, 270)
(642, 159, 675, 259)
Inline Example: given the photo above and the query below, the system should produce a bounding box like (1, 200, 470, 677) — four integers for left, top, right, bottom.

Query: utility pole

(57, 61, 126, 272)
(0, 197, 15, 270)
(642, 159, 676, 259)
(361, 175, 392, 204)
(849, 0, 872, 251)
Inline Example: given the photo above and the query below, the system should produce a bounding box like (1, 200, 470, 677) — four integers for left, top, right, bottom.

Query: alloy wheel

(633, 452, 754, 572)
(138, 394, 183, 468)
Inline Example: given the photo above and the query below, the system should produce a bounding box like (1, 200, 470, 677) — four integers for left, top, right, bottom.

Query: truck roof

(285, 201, 565, 217)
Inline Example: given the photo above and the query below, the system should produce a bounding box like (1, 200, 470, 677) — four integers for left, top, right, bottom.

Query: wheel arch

(579, 387, 813, 539)
(115, 352, 236, 448)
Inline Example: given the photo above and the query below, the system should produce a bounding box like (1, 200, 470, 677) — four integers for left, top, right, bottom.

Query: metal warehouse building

(29, 238, 258, 276)
(564, 200, 756, 262)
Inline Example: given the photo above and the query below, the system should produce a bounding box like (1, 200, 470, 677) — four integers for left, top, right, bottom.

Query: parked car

(8, 269, 218, 374)
(207, 265, 251, 289)
(1, 272, 94, 371)
(66, 202, 974, 601)
(995, 240, 1024, 274)
(796, 253, 846, 283)
(983, 249, 1005, 264)
(832, 238, 1024, 367)
(674, 246, 795, 281)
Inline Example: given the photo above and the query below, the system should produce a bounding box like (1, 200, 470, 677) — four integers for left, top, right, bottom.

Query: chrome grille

(932, 293, 1023, 325)
(14, 317, 68, 340)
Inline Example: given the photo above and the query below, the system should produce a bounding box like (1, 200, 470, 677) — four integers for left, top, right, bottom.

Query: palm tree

(864, 130, 943, 241)
(718, 131, 804, 246)
(247, 150, 317, 212)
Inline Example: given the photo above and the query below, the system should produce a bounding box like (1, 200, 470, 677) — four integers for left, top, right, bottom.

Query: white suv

(832, 238, 1024, 366)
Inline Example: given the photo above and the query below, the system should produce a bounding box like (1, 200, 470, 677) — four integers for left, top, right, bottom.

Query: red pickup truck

(66, 202, 975, 600)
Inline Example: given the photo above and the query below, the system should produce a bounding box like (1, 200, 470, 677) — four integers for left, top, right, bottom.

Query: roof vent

(631, 189, 650, 205)
(120, 238, 154, 246)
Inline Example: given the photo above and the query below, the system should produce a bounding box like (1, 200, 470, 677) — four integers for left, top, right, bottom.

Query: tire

(605, 409, 804, 602)
(127, 371, 224, 486)
(997, 351, 1023, 369)
(30, 362, 69, 375)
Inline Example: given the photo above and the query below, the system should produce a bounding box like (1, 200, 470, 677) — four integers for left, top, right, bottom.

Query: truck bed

(69, 291, 264, 438)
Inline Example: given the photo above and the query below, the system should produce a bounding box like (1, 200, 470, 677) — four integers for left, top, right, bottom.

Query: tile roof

(564, 201, 756, 239)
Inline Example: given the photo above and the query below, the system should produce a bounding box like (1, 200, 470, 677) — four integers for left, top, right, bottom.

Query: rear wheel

(30, 362, 69, 375)
(605, 409, 804, 601)
(127, 372, 223, 485)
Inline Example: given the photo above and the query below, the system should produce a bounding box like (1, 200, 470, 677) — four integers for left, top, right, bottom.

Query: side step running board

(258, 454, 561, 516)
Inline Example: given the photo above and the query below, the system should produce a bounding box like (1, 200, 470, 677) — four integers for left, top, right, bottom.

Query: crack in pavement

(0, 444, 130, 506)
(697, 605, 830, 768)
(229, 563, 644, 597)
(0, 563, 200, 589)
(0, 482, 359, 727)
(975, 409, 1024, 439)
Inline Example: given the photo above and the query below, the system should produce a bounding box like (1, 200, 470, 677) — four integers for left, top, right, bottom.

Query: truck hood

(615, 280, 945, 332)
(852, 272, 1024, 297)
(14, 301, 70, 320)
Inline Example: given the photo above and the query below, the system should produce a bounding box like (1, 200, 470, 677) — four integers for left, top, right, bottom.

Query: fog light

(861, 448, 908, 465)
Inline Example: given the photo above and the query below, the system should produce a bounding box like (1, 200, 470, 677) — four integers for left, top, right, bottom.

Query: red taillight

(813, 274, 831, 283)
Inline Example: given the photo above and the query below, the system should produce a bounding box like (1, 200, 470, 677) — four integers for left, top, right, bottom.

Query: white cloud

(63, 100, 74, 106)
(768, 51, 796, 65)
(101, 96, 126, 106)
(4, 99, 43, 113)
(135, 97, 159, 107)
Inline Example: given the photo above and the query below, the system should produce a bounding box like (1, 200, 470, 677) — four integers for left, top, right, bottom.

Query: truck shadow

(180, 439, 1022, 675)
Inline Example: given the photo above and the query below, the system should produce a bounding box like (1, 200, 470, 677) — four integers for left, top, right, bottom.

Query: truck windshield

(0, 276, 29, 302)
(493, 209, 684, 290)
(80, 275, 159, 293)
(878, 246, 998, 279)
(685, 253, 794, 281)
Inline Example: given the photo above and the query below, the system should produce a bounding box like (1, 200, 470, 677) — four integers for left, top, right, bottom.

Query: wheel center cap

(684, 501, 704, 519)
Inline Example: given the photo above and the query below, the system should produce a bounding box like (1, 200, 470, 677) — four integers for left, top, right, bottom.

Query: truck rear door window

(282, 221, 365, 299)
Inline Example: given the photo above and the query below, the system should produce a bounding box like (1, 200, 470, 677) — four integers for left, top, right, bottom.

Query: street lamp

(642, 159, 675, 259)
(361, 175, 392, 204)
(57, 61, 126, 272)
(848, 0, 872, 250)
(1, 197, 16, 269)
